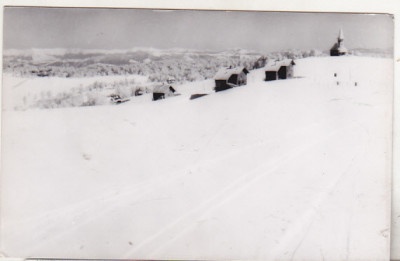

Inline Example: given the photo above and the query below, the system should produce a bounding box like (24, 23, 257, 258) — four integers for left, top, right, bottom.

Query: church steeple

(338, 29, 344, 47)
(330, 28, 347, 56)
(338, 28, 344, 41)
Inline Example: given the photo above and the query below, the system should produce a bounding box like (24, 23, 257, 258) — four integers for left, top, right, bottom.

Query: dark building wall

(265, 71, 277, 81)
(215, 69, 248, 91)
(330, 48, 346, 56)
(228, 74, 238, 85)
(216, 80, 228, 88)
(330, 49, 339, 56)
(277, 65, 294, 79)
(278, 66, 287, 79)
(330, 50, 346, 56)
(227, 72, 248, 86)
(153, 93, 165, 101)
(215, 80, 231, 92)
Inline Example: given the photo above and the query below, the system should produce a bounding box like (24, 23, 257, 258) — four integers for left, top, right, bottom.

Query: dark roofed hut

(152, 85, 176, 101)
(214, 67, 249, 92)
(265, 59, 295, 81)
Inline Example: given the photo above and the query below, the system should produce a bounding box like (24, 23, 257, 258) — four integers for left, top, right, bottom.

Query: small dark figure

(334, 73, 337, 77)
(355, 82, 358, 86)
(337, 81, 339, 86)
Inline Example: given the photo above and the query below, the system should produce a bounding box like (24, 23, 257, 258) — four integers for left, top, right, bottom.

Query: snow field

(1, 56, 393, 260)
(2, 74, 150, 110)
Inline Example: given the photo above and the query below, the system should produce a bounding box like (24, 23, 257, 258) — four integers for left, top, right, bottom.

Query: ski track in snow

(141, 122, 366, 259)
(13, 113, 347, 256)
(1, 56, 392, 260)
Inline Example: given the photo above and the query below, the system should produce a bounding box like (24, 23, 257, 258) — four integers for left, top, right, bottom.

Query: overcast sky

(3, 7, 394, 52)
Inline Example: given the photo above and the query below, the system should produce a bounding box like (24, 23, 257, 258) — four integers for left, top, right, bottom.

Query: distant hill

(3, 47, 392, 81)
(348, 48, 393, 58)
(2, 48, 263, 81)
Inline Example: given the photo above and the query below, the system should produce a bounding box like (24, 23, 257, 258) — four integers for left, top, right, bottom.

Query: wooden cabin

(264, 63, 281, 81)
(278, 59, 296, 79)
(152, 85, 176, 101)
(265, 59, 295, 81)
(214, 67, 249, 92)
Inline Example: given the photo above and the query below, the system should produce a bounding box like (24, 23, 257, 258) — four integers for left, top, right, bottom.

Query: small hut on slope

(265, 59, 296, 81)
(265, 63, 281, 81)
(277, 59, 296, 79)
(152, 85, 177, 101)
(214, 67, 249, 92)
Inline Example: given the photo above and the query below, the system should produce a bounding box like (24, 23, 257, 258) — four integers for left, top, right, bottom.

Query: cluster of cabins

(214, 66, 250, 92)
(213, 59, 296, 91)
(152, 58, 296, 100)
(30, 68, 52, 77)
(152, 29, 346, 101)
(264, 59, 296, 81)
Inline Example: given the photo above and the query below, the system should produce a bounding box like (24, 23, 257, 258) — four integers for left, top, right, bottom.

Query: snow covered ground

(2, 74, 150, 110)
(0, 56, 393, 260)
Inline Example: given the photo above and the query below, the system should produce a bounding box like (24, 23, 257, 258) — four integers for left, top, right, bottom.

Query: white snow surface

(2, 74, 150, 110)
(1, 56, 392, 260)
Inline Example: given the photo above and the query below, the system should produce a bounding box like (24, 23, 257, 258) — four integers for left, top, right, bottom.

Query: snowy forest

(2, 47, 391, 110)
(3, 48, 329, 79)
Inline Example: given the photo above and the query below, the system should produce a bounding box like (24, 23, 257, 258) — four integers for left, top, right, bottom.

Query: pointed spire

(338, 28, 344, 40)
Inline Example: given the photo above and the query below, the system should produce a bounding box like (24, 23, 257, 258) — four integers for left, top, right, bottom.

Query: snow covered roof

(265, 63, 281, 71)
(265, 59, 295, 71)
(153, 85, 175, 93)
(279, 59, 296, 66)
(214, 67, 249, 80)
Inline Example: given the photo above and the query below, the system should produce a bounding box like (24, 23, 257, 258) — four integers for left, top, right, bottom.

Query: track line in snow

(15, 110, 352, 257)
(147, 121, 369, 259)
(10, 79, 29, 89)
(13, 166, 198, 254)
(124, 121, 361, 258)
(270, 122, 369, 260)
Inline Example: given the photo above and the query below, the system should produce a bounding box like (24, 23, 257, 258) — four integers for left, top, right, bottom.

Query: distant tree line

(3, 49, 330, 84)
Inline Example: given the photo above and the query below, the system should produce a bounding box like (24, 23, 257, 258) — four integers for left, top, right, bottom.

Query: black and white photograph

(0, 4, 396, 261)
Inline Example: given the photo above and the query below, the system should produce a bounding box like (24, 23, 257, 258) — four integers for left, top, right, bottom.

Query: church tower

(338, 28, 344, 46)
(330, 28, 347, 56)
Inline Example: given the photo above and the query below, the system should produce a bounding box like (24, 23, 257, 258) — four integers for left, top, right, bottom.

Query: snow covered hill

(1, 56, 392, 260)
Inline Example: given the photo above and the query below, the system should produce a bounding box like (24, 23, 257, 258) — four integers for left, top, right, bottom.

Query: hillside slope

(1, 56, 393, 260)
